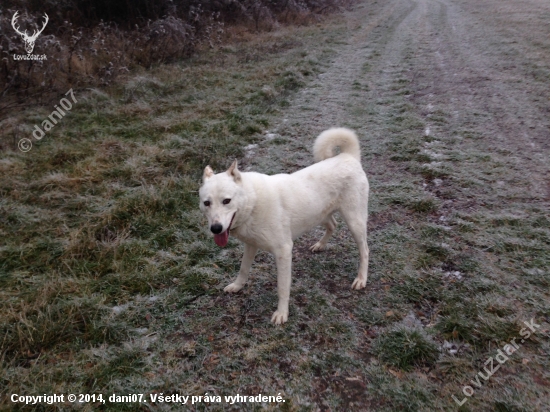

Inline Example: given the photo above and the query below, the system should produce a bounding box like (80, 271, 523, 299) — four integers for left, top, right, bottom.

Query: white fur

(199, 128, 369, 324)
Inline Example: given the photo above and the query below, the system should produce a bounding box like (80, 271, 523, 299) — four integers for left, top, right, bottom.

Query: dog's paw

(309, 242, 326, 252)
(271, 310, 288, 325)
(224, 282, 243, 293)
(351, 277, 367, 290)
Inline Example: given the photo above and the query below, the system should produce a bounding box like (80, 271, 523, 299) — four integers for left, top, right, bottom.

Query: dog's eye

(223, 198, 231, 205)
(203, 201, 211, 207)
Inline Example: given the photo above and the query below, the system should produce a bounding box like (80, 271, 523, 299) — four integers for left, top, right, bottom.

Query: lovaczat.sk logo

(11, 11, 48, 61)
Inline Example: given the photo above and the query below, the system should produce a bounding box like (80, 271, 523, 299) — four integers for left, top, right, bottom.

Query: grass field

(1, 0, 549, 411)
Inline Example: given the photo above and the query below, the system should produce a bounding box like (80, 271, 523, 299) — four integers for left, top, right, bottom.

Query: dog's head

(199, 160, 243, 247)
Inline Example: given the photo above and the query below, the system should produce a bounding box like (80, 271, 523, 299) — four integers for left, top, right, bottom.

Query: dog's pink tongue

(214, 230, 229, 247)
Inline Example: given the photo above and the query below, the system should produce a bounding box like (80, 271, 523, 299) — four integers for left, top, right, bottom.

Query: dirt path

(412, 0, 550, 198)
(252, 0, 550, 265)
(256, 0, 549, 183)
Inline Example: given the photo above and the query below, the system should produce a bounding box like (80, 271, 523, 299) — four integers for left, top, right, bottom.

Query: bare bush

(140, 16, 196, 65)
(0, 0, 354, 111)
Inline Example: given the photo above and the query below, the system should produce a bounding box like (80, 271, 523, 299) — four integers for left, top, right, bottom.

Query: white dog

(199, 128, 369, 324)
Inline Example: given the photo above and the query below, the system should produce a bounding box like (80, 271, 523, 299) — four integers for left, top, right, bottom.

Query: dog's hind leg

(310, 214, 337, 252)
(224, 243, 258, 293)
(340, 210, 369, 290)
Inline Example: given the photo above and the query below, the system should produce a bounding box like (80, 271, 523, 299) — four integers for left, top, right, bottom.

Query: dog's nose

(210, 223, 223, 234)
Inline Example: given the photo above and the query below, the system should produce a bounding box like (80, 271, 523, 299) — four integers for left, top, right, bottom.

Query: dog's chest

(231, 225, 274, 251)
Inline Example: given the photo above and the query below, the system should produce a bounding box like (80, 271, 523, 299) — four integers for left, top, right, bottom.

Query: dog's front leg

(271, 242, 293, 325)
(224, 243, 258, 293)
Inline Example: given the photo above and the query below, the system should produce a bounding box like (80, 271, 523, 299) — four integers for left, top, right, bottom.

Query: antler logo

(11, 11, 49, 54)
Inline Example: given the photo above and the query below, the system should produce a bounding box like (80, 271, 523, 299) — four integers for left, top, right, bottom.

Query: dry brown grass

(0, 0, 354, 118)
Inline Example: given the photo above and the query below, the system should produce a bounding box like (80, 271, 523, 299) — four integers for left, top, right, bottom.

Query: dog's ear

(203, 165, 214, 182)
(227, 160, 241, 183)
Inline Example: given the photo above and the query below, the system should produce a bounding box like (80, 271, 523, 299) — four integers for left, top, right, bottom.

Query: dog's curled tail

(313, 127, 361, 163)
